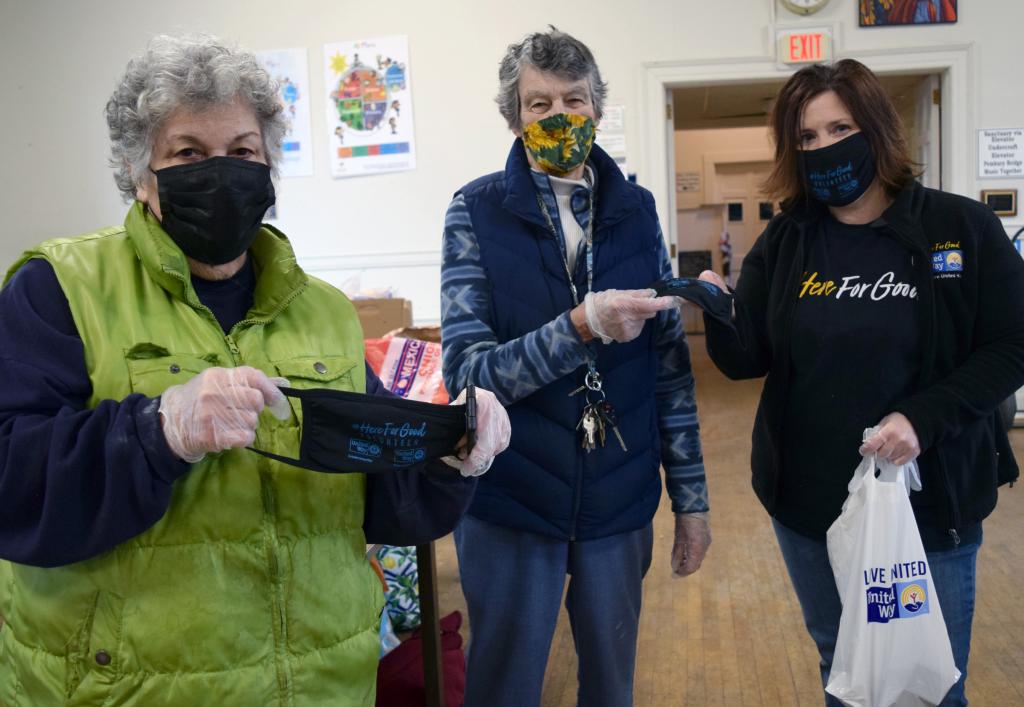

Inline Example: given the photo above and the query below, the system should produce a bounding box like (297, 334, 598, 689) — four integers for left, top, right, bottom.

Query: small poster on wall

(859, 0, 958, 26)
(978, 128, 1024, 179)
(323, 36, 416, 179)
(256, 48, 314, 178)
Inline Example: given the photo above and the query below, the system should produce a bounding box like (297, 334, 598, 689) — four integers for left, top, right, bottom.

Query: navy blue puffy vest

(458, 142, 665, 540)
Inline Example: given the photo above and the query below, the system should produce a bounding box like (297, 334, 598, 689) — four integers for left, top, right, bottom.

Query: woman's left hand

(859, 412, 920, 466)
(443, 387, 511, 477)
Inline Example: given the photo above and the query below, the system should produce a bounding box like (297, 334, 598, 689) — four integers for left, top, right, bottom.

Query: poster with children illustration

(256, 48, 314, 178)
(323, 36, 416, 178)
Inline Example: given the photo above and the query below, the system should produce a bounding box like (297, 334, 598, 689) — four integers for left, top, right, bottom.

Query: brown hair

(764, 59, 918, 208)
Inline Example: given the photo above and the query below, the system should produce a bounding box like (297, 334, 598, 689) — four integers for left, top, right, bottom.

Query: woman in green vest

(0, 34, 509, 706)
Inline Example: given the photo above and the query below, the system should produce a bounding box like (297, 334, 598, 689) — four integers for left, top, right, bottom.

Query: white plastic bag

(825, 454, 960, 707)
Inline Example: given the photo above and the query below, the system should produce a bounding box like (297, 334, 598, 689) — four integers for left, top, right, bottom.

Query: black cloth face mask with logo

(650, 277, 734, 329)
(800, 131, 877, 207)
(249, 386, 476, 474)
(153, 156, 276, 265)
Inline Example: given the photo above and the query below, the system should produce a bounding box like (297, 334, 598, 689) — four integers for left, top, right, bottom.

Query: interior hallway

(432, 334, 1024, 706)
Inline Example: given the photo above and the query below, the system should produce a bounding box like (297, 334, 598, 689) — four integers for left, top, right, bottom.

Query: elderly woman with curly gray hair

(0, 35, 509, 706)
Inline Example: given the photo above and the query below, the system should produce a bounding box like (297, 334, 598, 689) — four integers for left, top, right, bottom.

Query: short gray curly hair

(496, 27, 608, 132)
(105, 34, 286, 201)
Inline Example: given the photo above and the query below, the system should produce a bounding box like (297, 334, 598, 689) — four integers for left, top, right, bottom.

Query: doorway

(639, 46, 970, 282)
(669, 72, 943, 332)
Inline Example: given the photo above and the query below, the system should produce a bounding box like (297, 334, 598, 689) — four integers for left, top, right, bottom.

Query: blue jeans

(773, 518, 979, 707)
(454, 515, 653, 707)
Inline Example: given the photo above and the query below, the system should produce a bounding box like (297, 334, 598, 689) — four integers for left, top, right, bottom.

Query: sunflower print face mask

(521, 113, 596, 176)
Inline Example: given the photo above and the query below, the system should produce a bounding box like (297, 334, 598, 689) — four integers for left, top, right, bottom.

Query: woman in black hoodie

(699, 59, 1024, 706)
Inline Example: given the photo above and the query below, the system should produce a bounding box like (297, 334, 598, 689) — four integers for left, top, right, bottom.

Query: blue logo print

(897, 580, 930, 616)
(348, 438, 382, 463)
(866, 579, 931, 623)
(394, 447, 427, 466)
(933, 250, 963, 273)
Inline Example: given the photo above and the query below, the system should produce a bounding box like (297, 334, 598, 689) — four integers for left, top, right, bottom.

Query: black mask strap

(650, 277, 735, 329)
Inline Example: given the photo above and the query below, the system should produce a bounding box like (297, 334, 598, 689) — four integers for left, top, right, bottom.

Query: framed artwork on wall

(860, 0, 958, 27)
(981, 189, 1017, 217)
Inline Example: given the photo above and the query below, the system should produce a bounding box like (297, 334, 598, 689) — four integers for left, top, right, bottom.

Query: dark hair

(764, 59, 918, 207)
(496, 26, 607, 131)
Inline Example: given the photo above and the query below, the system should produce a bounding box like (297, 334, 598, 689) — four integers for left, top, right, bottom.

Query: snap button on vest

(314, 362, 328, 374)
(95, 650, 112, 666)
(169, 363, 181, 374)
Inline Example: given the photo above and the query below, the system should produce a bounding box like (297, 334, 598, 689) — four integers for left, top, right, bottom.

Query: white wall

(2, 1, 1023, 323)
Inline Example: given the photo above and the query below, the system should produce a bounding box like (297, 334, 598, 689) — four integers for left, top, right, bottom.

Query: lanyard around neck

(534, 182, 602, 386)
(534, 186, 595, 308)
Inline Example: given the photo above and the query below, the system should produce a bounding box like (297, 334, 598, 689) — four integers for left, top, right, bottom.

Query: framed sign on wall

(860, 0, 958, 27)
(981, 189, 1018, 217)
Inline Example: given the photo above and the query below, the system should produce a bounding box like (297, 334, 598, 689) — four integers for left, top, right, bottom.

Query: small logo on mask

(394, 447, 427, 466)
(348, 438, 383, 463)
(809, 161, 856, 198)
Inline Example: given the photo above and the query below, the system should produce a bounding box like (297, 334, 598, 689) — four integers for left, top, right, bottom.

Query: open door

(663, 91, 679, 264)
(913, 74, 942, 189)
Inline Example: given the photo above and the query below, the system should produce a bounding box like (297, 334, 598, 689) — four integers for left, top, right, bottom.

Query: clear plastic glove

(158, 366, 291, 463)
(442, 387, 511, 477)
(583, 289, 676, 344)
(860, 423, 922, 492)
(671, 511, 711, 577)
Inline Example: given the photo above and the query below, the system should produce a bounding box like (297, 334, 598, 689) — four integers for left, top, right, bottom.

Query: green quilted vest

(0, 202, 384, 706)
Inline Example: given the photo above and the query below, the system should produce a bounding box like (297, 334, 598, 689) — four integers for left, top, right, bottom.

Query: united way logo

(932, 249, 963, 273)
(898, 581, 930, 616)
(866, 579, 931, 623)
(348, 438, 382, 463)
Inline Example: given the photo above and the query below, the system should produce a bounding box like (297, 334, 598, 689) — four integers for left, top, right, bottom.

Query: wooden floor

(432, 335, 1024, 706)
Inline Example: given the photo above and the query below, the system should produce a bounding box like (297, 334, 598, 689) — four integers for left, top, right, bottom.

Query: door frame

(640, 45, 974, 257)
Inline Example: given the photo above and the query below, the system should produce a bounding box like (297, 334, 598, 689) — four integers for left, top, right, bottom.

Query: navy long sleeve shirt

(0, 258, 473, 567)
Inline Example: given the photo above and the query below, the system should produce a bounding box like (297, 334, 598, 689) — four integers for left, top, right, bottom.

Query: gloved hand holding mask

(248, 383, 509, 477)
(442, 387, 511, 477)
(159, 366, 291, 463)
(583, 288, 676, 344)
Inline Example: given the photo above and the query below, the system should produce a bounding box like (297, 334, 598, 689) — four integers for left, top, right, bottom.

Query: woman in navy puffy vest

(440, 26, 712, 707)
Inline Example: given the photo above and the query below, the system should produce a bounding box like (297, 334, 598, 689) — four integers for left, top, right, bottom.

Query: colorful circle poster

(323, 36, 416, 179)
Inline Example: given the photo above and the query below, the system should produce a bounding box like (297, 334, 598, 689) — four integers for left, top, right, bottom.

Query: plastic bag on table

(365, 336, 448, 404)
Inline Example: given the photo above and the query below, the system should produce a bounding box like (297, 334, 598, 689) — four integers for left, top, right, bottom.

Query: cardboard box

(353, 298, 413, 338)
(388, 325, 441, 343)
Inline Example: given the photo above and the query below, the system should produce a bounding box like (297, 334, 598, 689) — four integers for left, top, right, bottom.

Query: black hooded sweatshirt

(705, 181, 1024, 549)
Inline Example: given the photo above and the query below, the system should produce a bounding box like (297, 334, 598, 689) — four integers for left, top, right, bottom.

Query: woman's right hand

(158, 366, 291, 463)
(698, 270, 729, 292)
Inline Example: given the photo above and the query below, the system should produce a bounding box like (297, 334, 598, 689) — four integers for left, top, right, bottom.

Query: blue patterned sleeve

(653, 233, 709, 514)
(440, 194, 591, 405)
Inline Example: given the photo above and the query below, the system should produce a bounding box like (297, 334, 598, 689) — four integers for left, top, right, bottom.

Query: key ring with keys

(584, 385, 606, 407)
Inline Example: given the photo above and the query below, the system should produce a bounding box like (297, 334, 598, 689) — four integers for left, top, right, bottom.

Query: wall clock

(780, 0, 831, 15)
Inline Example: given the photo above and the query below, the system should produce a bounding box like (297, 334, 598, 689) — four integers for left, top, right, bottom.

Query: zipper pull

(948, 528, 961, 547)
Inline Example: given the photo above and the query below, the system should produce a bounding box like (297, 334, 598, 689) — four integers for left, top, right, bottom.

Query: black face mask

(800, 132, 876, 207)
(249, 386, 476, 474)
(153, 157, 276, 265)
(650, 277, 734, 329)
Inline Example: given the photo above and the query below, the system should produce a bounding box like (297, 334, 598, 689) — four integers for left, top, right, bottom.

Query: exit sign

(777, 29, 832, 64)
